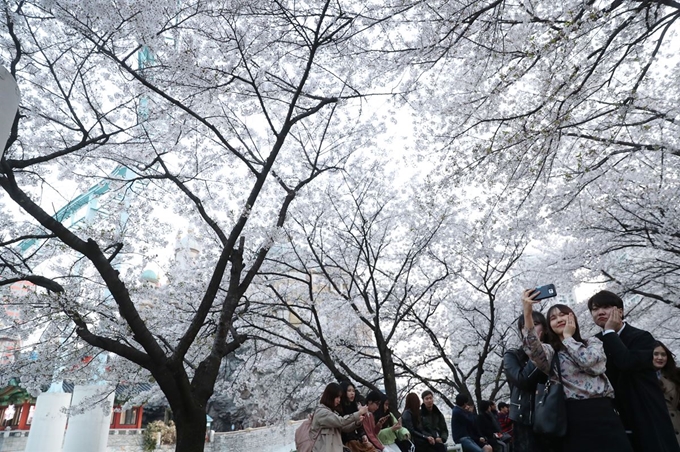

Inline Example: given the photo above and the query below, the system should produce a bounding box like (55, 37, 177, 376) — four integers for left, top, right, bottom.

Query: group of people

(308, 289, 680, 452)
(502, 289, 680, 452)
(450, 394, 512, 452)
(309, 383, 450, 452)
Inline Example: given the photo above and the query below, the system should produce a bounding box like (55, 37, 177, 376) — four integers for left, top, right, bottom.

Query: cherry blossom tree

(392, 210, 539, 409)
(404, 0, 680, 307)
(0, 1, 409, 450)
(239, 168, 452, 414)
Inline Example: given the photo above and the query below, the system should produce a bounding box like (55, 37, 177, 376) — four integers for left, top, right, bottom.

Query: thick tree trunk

(152, 364, 214, 452)
(378, 342, 399, 414)
(173, 405, 208, 452)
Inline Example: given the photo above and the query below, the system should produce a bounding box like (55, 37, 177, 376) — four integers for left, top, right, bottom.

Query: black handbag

(533, 352, 567, 437)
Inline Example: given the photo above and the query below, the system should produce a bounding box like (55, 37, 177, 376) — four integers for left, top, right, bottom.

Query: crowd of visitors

(302, 289, 680, 452)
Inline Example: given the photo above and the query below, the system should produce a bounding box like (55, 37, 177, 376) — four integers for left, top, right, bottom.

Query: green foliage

(142, 421, 176, 451)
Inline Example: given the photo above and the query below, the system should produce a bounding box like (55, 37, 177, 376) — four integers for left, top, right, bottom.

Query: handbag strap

(309, 412, 321, 443)
(550, 351, 563, 384)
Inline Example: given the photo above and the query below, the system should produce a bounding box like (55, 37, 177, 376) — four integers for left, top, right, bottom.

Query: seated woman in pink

(362, 390, 403, 452)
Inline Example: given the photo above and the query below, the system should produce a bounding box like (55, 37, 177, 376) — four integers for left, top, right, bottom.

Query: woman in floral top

(521, 289, 632, 452)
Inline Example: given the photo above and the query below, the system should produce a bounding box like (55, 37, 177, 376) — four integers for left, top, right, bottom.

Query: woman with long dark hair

(654, 341, 680, 446)
(374, 394, 413, 452)
(521, 290, 632, 452)
(339, 381, 375, 452)
(503, 311, 553, 452)
(311, 382, 368, 452)
(401, 393, 446, 452)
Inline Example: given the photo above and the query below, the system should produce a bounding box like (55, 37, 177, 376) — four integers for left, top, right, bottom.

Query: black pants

(513, 421, 562, 452)
(413, 437, 447, 452)
(395, 439, 415, 452)
(563, 398, 632, 452)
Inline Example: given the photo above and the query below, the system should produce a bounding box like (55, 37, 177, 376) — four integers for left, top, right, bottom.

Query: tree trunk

(378, 342, 399, 414)
(173, 405, 208, 452)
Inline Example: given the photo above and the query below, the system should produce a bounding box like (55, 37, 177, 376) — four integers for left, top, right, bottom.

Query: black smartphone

(533, 284, 557, 300)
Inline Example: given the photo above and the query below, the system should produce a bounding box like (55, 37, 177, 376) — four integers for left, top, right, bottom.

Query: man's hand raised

(605, 308, 623, 332)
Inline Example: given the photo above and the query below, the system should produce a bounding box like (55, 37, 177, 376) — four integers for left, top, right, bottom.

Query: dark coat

(340, 401, 367, 443)
(402, 408, 430, 441)
(476, 411, 503, 452)
(403, 408, 448, 451)
(597, 324, 680, 452)
(503, 348, 547, 425)
(420, 403, 449, 443)
(450, 406, 484, 447)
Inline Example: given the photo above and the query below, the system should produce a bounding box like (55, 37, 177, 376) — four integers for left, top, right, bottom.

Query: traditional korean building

(0, 380, 147, 431)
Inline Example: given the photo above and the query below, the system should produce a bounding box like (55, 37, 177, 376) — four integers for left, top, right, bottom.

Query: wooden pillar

(111, 405, 121, 429)
(16, 401, 31, 430)
(135, 406, 144, 429)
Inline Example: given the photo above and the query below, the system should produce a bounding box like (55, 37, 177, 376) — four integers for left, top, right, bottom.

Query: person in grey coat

(311, 382, 368, 452)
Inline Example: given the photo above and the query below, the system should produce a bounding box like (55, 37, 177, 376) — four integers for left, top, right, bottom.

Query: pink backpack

(295, 414, 319, 452)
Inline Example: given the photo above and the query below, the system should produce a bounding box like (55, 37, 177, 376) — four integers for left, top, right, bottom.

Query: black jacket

(340, 401, 366, 443)
(597, 324, 680, 452)
(421, 403, 449, 443)
(476, 411, 503, 452)
(451, 406, 484, 446)
(503, 347, 547, 425)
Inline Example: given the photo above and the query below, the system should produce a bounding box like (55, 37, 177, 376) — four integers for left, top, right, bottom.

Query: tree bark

(173, 404, 208, 452)
(377, 336, 399, 414)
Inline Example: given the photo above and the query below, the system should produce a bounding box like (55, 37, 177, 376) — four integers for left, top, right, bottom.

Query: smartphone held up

(533, 284, 557, 301)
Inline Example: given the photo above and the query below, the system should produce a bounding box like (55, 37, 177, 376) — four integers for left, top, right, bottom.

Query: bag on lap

(533, 353, 567, 437)
(394, 439, 415, 452)
(345, 439, 378, 452)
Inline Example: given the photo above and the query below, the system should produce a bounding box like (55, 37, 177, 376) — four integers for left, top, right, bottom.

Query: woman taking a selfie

(503, 311, 553, 452)
(311, 382, 369, 452)
(521, 289, 632, 452)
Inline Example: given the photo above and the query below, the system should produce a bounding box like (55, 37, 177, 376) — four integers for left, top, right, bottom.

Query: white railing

(109, 429, 144, 435)
(2, 429, 29, 438)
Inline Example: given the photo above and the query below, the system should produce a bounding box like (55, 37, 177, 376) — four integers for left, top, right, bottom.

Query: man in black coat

(451, 394, 493, 452)
(589, 290, 680, 452)
(421, 390, 449, 444)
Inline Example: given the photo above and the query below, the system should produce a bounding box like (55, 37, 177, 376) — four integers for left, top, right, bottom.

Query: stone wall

(107, 431, 145, 452)
(0, 421, 303, 452)
(209, 421, 300, 452)
(0, 433, 29, 452)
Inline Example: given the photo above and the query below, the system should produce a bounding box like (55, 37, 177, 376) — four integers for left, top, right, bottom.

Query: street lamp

(0, 64, 20, 161)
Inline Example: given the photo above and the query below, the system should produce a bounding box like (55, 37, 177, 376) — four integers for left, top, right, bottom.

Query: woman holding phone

(362, 390, 403, 452)
(521, 289, 632, 452)
(504, 310, 559, 452)
(375, 395, 414, 452)
(311, 382, 369, 452)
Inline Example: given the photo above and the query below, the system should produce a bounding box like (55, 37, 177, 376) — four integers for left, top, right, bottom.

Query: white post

(61, 385, 114, 452)
(24, 392, 72, 452)
(0, 65, 20, 158)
